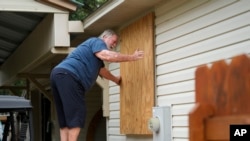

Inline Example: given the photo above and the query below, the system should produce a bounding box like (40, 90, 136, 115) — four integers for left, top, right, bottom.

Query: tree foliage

(0, 80, 26, 96)
(69, 0, 109, 21)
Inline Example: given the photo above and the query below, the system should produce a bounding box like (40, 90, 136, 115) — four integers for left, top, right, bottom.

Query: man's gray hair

(99, 29, 117, 39)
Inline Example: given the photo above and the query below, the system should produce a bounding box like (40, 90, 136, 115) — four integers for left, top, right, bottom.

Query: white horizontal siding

(172, 127, 189, 138)
(157, 68, 195, 85)
(171, 103, 193, 140)
(109, 127, 122, 135)
(108, 135, 126, 141)
(156, 14, 250, 65)
(107, 62, 125, 141)
(156, 0, 247, 45)
(155, 0, 208, 27)
(157, 40, 250, 75)
(109, 119, 120, 127)
(110, 111, 120, 119)
(155, 0, 250, 141)
(155, 0, 188, 18)
(156, 0, 248, 53)
(172, 116, 188, 127)
(157, 80, 194, 96)
(110, 94, 120, 103)
(173, 139, 188, 141)
(109, 102, 120, 111)
(109, 86, 120, 95)
(171, 104, 195, 116)
(158, 92, 195, 105)
(108, 62, 120, 71)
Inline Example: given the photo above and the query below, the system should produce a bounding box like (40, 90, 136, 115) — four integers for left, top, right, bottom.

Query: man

(50, 29, 144, 141)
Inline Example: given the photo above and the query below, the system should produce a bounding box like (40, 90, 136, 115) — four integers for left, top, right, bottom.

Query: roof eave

(0, 0, 69, 13)
(36, 0, 77, 11)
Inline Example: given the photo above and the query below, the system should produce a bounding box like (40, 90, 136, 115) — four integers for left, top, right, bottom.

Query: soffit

(71, 0, 164, 46)
(0, 12, 46, 66)
(0, 0, 70, 67)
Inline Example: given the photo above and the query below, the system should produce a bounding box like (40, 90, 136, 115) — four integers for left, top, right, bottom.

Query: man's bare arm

(99, 67, 121, 85)
(95, 49, 144, 62)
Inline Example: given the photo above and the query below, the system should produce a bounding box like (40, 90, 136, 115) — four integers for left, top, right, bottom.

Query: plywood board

(120, 13, 155, 135)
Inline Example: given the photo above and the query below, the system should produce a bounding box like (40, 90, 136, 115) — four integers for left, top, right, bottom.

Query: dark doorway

(42, 96, 51, 141)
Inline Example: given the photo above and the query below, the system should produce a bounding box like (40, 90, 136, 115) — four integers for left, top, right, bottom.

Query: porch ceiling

(0, 12, 46, 66)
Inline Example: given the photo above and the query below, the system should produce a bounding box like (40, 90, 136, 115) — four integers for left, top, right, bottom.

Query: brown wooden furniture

(189, 54, 250, 141)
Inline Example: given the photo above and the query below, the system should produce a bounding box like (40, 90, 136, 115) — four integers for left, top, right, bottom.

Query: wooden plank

(209, 61, 228, 116)
(189, 103, 214, 141)
(189, 54, 250, 141)
(206, 115, 250, 140)
(195, 65, 209, 103)
(120, 12, 155, 135)
(225, 55, 250, 115)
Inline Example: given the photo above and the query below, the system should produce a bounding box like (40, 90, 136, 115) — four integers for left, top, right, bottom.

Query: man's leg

(60, 127, 69, 141)
(68, 127, 81, 141)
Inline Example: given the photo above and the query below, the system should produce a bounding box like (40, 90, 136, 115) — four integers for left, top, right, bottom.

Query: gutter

(70, 0, 84, 7)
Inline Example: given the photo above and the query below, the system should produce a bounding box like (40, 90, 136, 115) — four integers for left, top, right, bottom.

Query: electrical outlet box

(149, 106, 172, 141)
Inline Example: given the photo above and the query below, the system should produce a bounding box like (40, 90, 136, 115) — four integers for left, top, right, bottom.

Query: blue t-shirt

(55, 37, 107, 91)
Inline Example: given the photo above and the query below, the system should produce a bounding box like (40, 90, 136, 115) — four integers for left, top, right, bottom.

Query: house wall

(107, 0, 250, 141)
(79, 84, 103, 140)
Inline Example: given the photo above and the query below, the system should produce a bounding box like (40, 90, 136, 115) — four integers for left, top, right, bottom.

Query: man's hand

(115, 76, 121, 85)
(132, 49, 144, 61)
